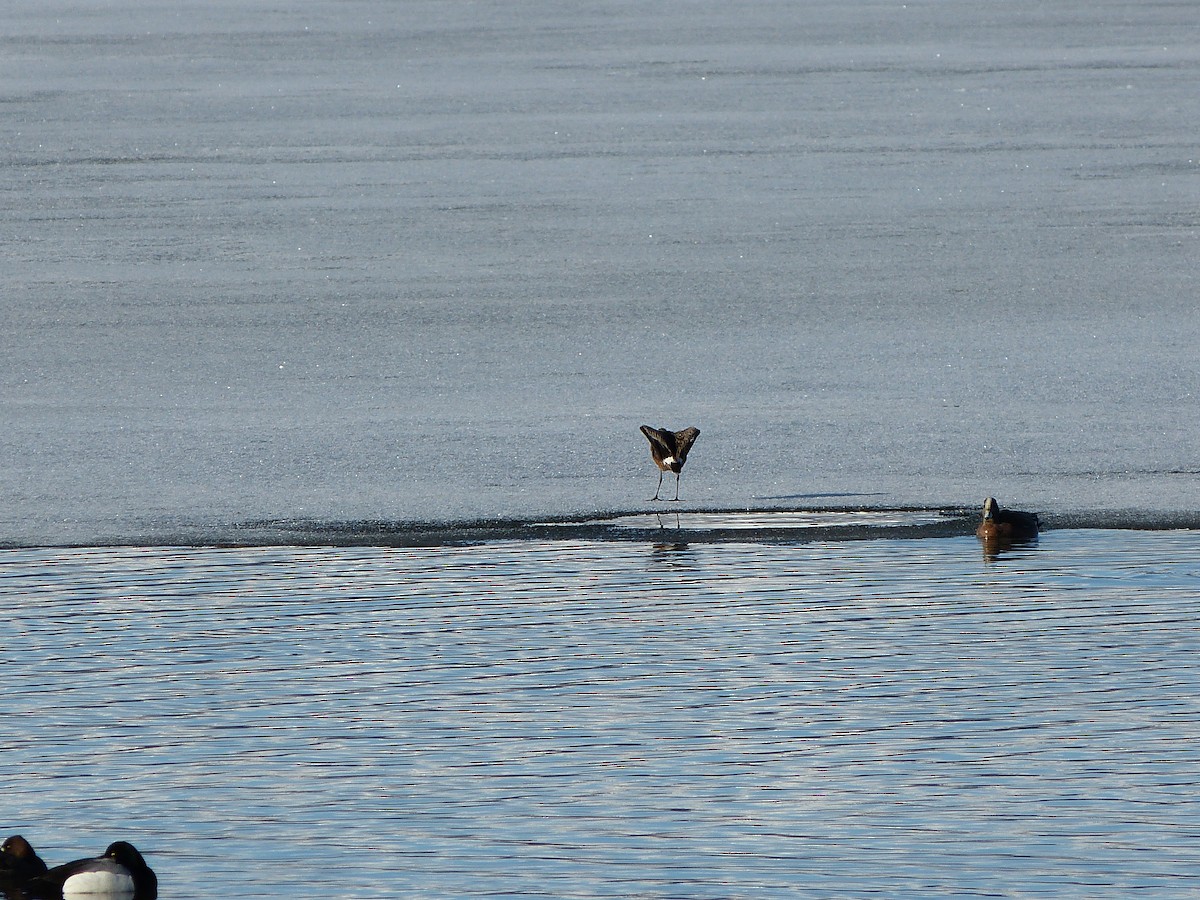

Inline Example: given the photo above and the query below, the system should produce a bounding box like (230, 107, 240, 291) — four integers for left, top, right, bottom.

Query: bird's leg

(648, 470, 663, 501)
(669, 472, 681, 501)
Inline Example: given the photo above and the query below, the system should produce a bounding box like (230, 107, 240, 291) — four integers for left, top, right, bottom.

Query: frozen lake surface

(2, 0, 1199, 545)
(2, 531, 1199, 898)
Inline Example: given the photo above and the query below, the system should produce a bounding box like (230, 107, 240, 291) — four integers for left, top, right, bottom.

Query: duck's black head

(102, 841, 157, 899)
(104, 841, 146, 868)
(0, 835, 47, 876)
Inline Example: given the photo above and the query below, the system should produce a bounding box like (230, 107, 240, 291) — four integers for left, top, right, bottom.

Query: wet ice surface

(3, 532, 1199, 898)
(2, 1, 1199, 545)
(595, 509, 952, 530)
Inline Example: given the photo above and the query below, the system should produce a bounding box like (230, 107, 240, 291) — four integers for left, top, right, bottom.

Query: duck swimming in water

(23, 841, 156, 900)
(0, 835, 48, 882)
(976, 496, 1039, 541)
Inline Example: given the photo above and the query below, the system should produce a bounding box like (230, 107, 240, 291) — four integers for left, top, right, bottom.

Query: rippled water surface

(3, 530, 1199, 898)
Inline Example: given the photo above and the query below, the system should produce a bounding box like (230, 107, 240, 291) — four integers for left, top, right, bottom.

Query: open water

(3, 525, 1198, 898)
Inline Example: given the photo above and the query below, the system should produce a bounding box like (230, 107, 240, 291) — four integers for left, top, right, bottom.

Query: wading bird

(640, 425, 700, 501)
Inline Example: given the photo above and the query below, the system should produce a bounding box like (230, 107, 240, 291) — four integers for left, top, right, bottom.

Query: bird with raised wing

(640, 425, 700, 501)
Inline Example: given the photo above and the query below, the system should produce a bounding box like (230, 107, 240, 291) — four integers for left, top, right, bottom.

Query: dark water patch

(127, 507, 1200, 549)
(7, 507, 1200, 549)
(190, 507, 977, 547)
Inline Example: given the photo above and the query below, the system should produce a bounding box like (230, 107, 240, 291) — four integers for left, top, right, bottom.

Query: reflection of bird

(640, 425, 700, 501)
(976, 496, 1040, 543)
(24, 841, 157, 900)
(0, 835, 47, 881)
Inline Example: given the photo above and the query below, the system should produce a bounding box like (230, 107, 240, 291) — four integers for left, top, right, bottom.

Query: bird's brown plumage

(976, 496, 1039, 543)
(640, 425, 699, 501)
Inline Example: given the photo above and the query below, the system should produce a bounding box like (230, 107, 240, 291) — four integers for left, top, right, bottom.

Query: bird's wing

(674, 427, 700, 460)
(640, 425, 671, 453)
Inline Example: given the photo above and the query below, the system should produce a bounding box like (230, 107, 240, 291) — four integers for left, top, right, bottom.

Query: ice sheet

(2, 1, 1198, 544)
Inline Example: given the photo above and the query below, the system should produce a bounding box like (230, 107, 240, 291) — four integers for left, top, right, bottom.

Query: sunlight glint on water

(2, 531, 1199, 898)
